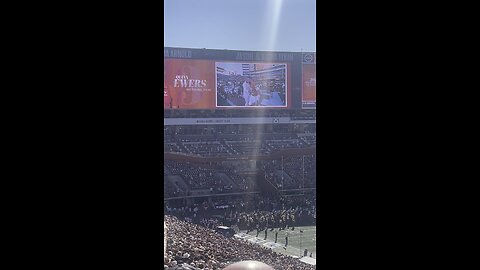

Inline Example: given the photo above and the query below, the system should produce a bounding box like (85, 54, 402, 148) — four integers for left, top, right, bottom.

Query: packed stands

(164, 215, 315, 270)
(165, 133, 313, 157)
(164, 193, 316, 269)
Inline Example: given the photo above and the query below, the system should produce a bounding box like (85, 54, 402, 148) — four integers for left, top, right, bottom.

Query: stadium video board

(301, 53, 316, 109)
(164, 47, 308, 110)
(215, 62, 288, 108)
(164, 59, 291, 109)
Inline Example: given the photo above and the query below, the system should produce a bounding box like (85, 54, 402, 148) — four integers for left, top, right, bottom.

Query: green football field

(238, 225, 316, 259)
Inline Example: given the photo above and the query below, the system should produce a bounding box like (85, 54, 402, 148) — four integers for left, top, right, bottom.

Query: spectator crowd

(164, 155, 316, 198)
(164, 215, 315, 270)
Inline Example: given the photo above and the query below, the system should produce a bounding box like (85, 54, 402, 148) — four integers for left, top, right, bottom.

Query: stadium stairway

(238, 170, 278, 194)
(219, 139, 236, 155)
(174, 138, 190, 153)
(164, 166, 171, 175)
(165, 175, 189, 193)
(298, 135, 315, 147)
(214, 172, 239, 190)
(260, 175, 280, 194)
(275, 170, 294, 188)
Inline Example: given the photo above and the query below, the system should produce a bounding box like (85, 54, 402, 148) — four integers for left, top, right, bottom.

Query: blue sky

(164, 0, 316, 52)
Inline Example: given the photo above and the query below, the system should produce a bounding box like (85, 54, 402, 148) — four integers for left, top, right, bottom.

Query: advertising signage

(301, 53, 316, 109)
(164, 59, 215, 109)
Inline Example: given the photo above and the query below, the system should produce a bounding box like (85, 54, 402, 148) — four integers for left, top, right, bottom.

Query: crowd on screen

(216, 75, 286, 107)
(216, 76, 252, 106)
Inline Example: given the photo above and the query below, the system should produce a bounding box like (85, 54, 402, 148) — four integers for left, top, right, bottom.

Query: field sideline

(237, 225, 316, 259)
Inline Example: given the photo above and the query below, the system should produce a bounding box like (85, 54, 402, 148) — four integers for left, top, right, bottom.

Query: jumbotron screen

(164, 47, 313, 110)
(216, 62, 288, 108)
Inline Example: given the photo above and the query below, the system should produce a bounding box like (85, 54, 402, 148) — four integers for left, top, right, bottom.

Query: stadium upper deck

(163, 48, 316, 199)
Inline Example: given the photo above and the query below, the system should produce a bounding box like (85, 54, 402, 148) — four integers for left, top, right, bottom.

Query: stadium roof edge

(164, 46, 315, 54)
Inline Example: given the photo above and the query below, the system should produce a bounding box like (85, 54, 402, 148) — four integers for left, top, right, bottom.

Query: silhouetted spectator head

(223, 261, 274, 270)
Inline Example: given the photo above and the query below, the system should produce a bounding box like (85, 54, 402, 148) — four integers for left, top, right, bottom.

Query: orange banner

(164, 59, 216, 109)
(302, 64, 316, 107)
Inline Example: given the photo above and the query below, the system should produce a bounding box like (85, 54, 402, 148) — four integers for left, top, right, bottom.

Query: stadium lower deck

(165, 215, 316, 269)
(164, 109, 316, 269)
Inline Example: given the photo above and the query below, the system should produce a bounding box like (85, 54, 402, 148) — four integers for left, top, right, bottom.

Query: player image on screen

(216, 62, 287, 108)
